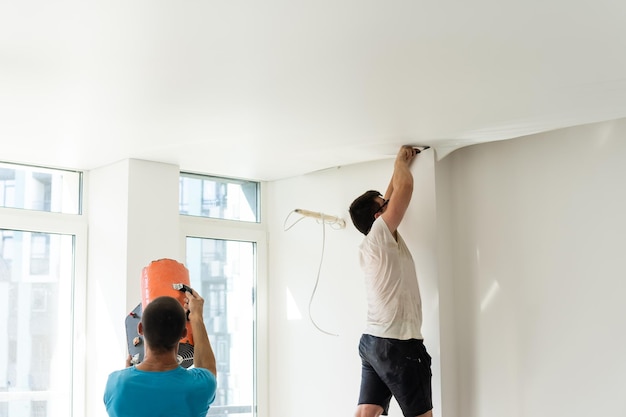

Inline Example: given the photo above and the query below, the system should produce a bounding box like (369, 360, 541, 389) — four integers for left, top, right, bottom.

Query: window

(0, 230, 75, 417)
(179, 173, 260, 222)
(0, 162, 82, 214)
(29, 234, 50, 276)
(187, 238, 255, 415)
(180, 173, 266, 417)
(0, 163, 86, 417)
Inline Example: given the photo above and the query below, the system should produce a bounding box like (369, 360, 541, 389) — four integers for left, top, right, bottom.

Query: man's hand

(396, 145, 419, 165)
(184, 287, 205, 323)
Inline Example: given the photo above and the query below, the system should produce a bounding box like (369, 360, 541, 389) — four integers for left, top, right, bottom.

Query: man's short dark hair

(141, 296, 186, 352)
(349, 190, 381, 235)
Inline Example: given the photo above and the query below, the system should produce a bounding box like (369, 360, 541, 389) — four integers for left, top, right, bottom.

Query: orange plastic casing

(140, 258, 194, 346)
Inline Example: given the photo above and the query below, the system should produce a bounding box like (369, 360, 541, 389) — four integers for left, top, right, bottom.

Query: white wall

(86, 159, 181, 417)
(436, 118, 626, 417)
(267, 152, 441, 417)
(85, 155, 440, 417)
(82, 116, 626, 417)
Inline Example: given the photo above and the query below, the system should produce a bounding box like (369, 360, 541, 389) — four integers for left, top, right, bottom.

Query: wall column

(85, 159, 180, 416)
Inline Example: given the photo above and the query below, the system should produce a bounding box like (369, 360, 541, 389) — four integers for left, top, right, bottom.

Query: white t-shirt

(359, 216, 423, 340)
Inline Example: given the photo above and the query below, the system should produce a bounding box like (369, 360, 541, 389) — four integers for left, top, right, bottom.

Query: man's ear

(180, 327, 188, 340)
(374, 212, 381, 219)
(137, 322, 144, 335)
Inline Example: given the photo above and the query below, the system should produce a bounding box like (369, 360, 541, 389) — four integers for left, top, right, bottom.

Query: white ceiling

(2, 1, 626, 181)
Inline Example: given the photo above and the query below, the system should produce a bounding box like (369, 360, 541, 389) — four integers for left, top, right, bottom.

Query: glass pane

(179, 173, 259, 222)
(0, 162, 82, 214)
(0, 229, 75, 417)
(186, 237, 255, 417)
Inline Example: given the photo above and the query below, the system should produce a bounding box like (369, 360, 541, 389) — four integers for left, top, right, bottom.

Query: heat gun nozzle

(172, 283, 192, 293)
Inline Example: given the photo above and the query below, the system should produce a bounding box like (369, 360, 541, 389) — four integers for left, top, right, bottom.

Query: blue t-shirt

(104, 366, 216, 417)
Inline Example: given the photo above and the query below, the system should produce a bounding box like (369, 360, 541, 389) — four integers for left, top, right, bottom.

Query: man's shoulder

(187, 367, 213, 375)
(365, 217, 395, 243)
(107, 366, 134, 380)
(186, 367, 217, 382)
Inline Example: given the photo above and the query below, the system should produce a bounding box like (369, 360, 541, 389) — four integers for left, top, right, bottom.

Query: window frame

(0, 195, 87, 416)
(179, 172, 261, 223)
(179, 185, 268, 417)
(0, 161, 83, 215)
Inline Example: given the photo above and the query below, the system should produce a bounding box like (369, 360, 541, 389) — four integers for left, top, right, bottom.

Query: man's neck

(136, 348, 180, 372)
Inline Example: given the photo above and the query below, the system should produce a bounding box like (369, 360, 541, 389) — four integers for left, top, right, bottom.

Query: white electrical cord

(283, 209, 342, 336)
(283, 209, 345, 231)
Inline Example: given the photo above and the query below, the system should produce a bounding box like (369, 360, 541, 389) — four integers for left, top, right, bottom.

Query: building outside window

(0, 162, 84, 417)
(179, 173, 259, 222)
(180, 173, 265, 416)
(0, 162, 81, 215)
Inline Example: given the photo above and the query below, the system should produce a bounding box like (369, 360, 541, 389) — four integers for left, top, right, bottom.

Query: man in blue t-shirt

(104, 288, 217, 417)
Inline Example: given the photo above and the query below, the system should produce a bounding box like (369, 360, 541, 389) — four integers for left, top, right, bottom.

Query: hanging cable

(283, 210, 308, 231)
(283, 209, 345, 336)
(307, 213, 338, 336)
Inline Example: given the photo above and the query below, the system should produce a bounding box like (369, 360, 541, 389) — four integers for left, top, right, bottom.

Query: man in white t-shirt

(348, 145, 432, 417)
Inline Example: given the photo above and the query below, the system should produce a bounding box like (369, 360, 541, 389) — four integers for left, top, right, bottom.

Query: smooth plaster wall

(87, 159, 181, 417)
(436, 118, 626, 417)
(267, 151, 441, 417)
(83, 116, 626, 417)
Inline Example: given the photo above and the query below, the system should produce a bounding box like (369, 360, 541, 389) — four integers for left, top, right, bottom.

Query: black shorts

(358, 334, 432, 416)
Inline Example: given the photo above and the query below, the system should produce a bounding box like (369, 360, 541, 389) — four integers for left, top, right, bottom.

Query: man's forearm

(392, 158, 414, 196)
(190, 317, 217, 375)
(383, 174, 394, 199)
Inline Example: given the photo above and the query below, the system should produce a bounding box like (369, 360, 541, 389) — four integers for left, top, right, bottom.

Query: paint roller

(125, 258, 195, 368)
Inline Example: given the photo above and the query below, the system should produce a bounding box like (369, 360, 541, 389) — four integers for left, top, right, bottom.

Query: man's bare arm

(380, 145, 418, 234)
(186, 289, 217, 376)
